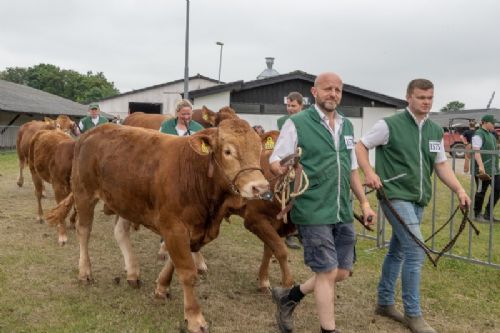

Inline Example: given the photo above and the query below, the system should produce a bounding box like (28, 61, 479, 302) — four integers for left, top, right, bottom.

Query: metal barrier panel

(357, 146, 499, 269)
(0, 126, 19, 150)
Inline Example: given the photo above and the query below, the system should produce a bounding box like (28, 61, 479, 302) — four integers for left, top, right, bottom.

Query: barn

(0, 79, 112, 148)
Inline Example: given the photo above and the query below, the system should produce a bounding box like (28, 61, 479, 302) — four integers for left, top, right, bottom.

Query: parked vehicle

(443, 118, 472, 159)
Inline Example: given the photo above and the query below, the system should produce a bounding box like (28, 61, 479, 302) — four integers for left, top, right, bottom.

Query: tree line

(0, 63, 119, 104)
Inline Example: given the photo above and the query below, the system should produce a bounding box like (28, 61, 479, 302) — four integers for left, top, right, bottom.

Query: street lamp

(216, 41, 224, 84)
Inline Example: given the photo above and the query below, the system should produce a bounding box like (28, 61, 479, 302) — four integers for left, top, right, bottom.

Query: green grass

(0, 151, 498, 333)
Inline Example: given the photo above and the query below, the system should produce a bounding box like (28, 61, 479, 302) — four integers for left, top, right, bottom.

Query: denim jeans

(378, 200, 425, 317)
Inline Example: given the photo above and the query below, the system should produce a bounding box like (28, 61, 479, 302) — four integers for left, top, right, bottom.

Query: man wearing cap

(79, 103, 108, 134)
(472, 114, 500, 221)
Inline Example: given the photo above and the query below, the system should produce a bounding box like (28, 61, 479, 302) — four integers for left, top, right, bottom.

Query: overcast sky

(1, 0, 498, 111)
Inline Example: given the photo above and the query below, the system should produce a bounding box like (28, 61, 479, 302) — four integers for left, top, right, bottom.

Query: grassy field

(0, 150, 498, 333)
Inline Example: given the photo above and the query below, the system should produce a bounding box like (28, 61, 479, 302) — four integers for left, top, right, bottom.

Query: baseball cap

(88, 103, 99, 110)
(481, 114, 497, 124)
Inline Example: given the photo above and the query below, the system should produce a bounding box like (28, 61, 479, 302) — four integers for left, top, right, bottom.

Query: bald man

(269, 72, 376, 333)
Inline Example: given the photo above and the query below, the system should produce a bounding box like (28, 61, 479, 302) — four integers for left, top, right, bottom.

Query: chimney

(265, 57, 275, 70)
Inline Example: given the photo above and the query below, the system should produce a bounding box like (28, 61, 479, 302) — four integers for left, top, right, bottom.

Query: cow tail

(45, 193, 74, 226)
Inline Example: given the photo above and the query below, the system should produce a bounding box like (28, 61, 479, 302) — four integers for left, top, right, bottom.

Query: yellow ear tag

(201, 141, 210, 154)
(264, 137, 275, 150)
(202, 113, 209, 121)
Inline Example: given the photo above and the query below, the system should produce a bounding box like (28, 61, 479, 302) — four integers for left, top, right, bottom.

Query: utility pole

(216, 41, 224, 84)
(486, 91, 495, 109)
(183, 0, 190, 100)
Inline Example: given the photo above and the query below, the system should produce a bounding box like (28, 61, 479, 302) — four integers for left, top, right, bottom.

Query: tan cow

(16, 116, 76, 187)
(121, 112, 173, 129)
(46, 121, 270, 333)
(28, 130, 76, 245)
(192, 106, 239, 128)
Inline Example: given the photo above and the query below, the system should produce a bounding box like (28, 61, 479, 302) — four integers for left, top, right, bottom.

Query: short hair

(175, 99, 193, 113)
(406, 79, 434, 96)
(469, 120, 477, 128)
(287, 92, 303, 105)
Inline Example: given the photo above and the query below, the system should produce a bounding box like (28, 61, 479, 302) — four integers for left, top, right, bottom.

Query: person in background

(356, 78, 470, 333)
(160, 99, 203, 135)
(277, 91, 304, 250)
(472, 114, 500, 222)
(461, 120, 476, 173)
(253, 125, 265, 135)
(78, 103, 108, 133)
(270, 72, 376, 333)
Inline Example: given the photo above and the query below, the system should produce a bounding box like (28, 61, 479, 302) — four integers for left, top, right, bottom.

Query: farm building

(429, 108, 500, 129)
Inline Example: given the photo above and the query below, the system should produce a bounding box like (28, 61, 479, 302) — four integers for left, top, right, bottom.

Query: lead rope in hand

(377, 188, 480, 267)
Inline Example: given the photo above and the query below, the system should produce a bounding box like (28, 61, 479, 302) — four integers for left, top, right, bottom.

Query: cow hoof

(181, 320, 209, 333)
(58, 240, 66, 247)
(17, 180, 23, 187)
(259, 286, 272, 295)
(197, 268, 208, 276)
(58, 236, 68, 246)
(154, 290, 170, 300)
(127, 279, 142, 289)
(37, 218, 44, 224)
(157, 253, 168, 261)
(79, 276, 94, 285)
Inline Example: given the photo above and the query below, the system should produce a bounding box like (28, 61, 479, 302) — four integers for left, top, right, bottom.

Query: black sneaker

(285, 236, 301, 250)
(271, 287, 298, 333)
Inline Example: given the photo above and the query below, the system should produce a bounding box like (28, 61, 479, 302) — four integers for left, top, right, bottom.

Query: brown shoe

(405, 315, 437, 333)
(272, 287, 298, 333)
(375, 304, 405, 323)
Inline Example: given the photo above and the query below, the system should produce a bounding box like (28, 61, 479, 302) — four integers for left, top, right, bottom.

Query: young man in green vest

(278, 92, 304, 250)
(270, 72, 376, 333)
(160, 99, 203, 135)
(355, 79, 471, 333)
(78, 103, 108, 133)
(472, 114, 500, 221)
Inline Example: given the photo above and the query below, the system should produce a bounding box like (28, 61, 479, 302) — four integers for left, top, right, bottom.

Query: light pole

(216, 41, 224, 84)
(184, 0, 190, 100)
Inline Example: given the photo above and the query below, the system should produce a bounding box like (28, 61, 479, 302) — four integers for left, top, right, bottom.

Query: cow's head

(216, 106, 238, 126)
(55, 115, 78, 136)
(200, 106, 217, 127)
(189, 119, 271, 199)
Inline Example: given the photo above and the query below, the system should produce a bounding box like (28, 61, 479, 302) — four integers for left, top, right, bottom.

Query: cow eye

(224, 149, 231, 156)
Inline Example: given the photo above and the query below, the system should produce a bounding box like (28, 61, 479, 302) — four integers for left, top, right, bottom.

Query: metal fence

(358, 147, 499, 269)
(0, 126, 19, 150)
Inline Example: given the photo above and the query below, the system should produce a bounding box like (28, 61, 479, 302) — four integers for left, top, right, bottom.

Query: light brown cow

(121, 111, 173, 129)
(28, 130, 76, 245)
(46, 121, 270, 333)
(16, 116, 76, 187)
(192, 106, 239, 128)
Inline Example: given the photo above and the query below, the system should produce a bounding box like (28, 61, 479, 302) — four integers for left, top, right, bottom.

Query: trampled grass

(0, 151, 498, 333)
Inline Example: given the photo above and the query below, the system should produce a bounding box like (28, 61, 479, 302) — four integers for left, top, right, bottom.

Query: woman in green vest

(78, 103, 108, 133)
(472, 114, 500, 221)
(160, 99, 203, 135)
(269, 72, 376, 333)
(356, 79, 471, 333)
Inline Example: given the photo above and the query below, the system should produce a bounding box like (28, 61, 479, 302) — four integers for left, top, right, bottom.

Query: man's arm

(350, 169, 376, 226)
(434, 161, 471, 208)
(269, 119, 298, 176)
(355, 142, 382, 189)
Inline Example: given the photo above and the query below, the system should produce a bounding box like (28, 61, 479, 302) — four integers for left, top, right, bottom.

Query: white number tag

(344, 136, 354, 149)
(429, 140, 442, 152)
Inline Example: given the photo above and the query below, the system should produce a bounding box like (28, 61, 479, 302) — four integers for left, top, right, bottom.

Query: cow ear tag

(264, 137, 275, 150)
(202, 113, 209, 121)
(201, 141, 210, 154)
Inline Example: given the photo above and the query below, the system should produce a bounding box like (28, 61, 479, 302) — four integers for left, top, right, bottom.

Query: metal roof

(0, 79, 113, 119)
(188, 70, 408, 108)
(429, 108, 500, 127)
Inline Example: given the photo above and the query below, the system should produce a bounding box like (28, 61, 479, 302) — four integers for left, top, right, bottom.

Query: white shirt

(471, 134, 483, 149)
(360, 110, 447, 164)
(269, 105, 358, 170)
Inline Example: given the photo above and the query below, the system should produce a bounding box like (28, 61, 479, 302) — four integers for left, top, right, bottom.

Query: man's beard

(318, 100, 337, 113)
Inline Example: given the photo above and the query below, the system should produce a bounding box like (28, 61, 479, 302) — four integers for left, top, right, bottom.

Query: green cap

(481, 114, 497, 124)
(88, 103, 99, 110)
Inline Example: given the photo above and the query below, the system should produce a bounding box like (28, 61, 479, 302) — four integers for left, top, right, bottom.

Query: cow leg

(244, 216, 294, 289)
(69, 209, 77, 229)
(75, 196, 98, 283)
(113, 216, 140, 287)
(160, 227, 208, 333)
(155, 257, 175, 299)
(258, 244, 273, 292)
(31, 173, 45, 224)
(157, 240, 169, 261)
(17, 157, 25, 187)
(192, 251, 208, 275)
(53, 184, 69, 246)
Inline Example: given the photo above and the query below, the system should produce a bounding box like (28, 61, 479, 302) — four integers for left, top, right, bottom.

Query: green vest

(473, 127, 499, 176)
(290, 106, 354, 225)
(160, 118, 204, 135)
(375, 110, 443, 206)
(80, 116, 108, 133)
(277, 115, 289, 130)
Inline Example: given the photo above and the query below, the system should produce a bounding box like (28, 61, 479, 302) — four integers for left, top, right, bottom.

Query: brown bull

(121, 111, 173, 129)
(28, 130, 76, 245)
(16, 116, 76, 187)
(192, 106, 238, 128)
(45, 121, 270, 333)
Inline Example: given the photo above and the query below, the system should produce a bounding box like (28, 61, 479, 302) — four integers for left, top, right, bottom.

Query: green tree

(440, 100, 465, 112)
(0, 63, 119, 104)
